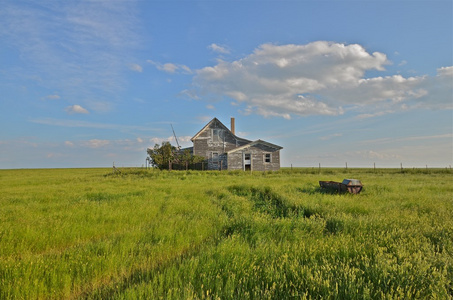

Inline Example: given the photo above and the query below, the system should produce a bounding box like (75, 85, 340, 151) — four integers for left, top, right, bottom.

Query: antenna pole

(171, 124, 181, 149)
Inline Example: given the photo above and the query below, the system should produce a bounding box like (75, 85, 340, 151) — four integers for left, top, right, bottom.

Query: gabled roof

(191, 117, 250, 144)
(191, 118, 227, 141)
(226, 139, 283, 153)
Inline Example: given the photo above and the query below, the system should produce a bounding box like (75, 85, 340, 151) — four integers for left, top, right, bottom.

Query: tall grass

(0, 168, 451, 299)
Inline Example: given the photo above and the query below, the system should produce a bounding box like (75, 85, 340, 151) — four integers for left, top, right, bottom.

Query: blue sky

(1, 0, 452, 169)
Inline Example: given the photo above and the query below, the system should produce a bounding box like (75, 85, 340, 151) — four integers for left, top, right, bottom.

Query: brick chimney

(231, 117, 235, 135)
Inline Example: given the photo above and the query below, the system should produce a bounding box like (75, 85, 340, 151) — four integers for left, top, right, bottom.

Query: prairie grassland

(0, 168, 452, 299)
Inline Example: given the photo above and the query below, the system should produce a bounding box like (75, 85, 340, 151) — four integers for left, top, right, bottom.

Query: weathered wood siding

(192, 119, 249, 170)
(227, 144, 281, 171)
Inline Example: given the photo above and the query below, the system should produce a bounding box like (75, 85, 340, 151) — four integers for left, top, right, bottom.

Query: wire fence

(141, 161, 452, 172)
(289, 162, 452, 171)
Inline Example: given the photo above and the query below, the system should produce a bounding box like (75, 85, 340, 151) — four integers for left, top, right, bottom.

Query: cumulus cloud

(208, 43, 230, 54)
(191, 41, 452, 118)
(437, 66, 453, 77)
(65, 105, 89, 114)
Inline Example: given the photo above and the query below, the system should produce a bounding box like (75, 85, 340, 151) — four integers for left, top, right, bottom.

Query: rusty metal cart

(319, 179, 363, 194)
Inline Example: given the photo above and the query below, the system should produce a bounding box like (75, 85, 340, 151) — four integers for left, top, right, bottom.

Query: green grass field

(0, 168, 452, 299)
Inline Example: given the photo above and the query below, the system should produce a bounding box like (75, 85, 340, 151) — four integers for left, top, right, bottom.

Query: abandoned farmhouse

(186, 117, 283, 171)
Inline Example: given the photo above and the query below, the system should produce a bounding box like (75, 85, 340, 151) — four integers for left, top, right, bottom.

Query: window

(264, 153, 271, 163)
(244, 153, 251, 169)
(212, 152, 219, 161)
(212, 129, 221, 142)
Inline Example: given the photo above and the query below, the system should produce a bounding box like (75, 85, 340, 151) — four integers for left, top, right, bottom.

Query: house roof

(191, 117, 250, 144)
(191, 118, 224, 141)
(226, 139, 283, 153)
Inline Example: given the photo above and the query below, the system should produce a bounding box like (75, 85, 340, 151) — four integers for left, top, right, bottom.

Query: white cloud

(437, 66, 453, 77)
(59, 138, 151, 153)
(130, 63, 143, 72)
(30, 118, 159, 132)
(176, 135, 193, 143)
(149, 137, 163, 145)
(47, 152, 65, 159)
(409, 66, 453, 110)
(0, 1, 140, 102)
(65, 105, 89, 114)
(208, 43, 230, 54)
(149, 135, 193, 147)
(192, 41, 452, 118)
(197, 115, 213, 123)
(178, 89, 200, 100)
(85, 101, 113, 113)
(160, 63, 179, 73)
(46, 94, 60, 100)
(0, 137, 159, 168)
(82, 139, 110, 148)
(349, 150, 402, 160)
(356, 110, 395, 119)
(147, 60, 192, 74)
(360, 133, 452, 145)
(206, 104, 215, 110)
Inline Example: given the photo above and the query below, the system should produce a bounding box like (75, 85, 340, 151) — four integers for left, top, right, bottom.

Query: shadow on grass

(297, 186, 344, 195)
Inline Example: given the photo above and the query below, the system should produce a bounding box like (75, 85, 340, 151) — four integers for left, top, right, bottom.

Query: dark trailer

(319, 179, 363, 194)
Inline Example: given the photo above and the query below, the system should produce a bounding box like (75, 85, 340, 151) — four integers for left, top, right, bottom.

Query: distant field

(0, 168, 452, 299)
